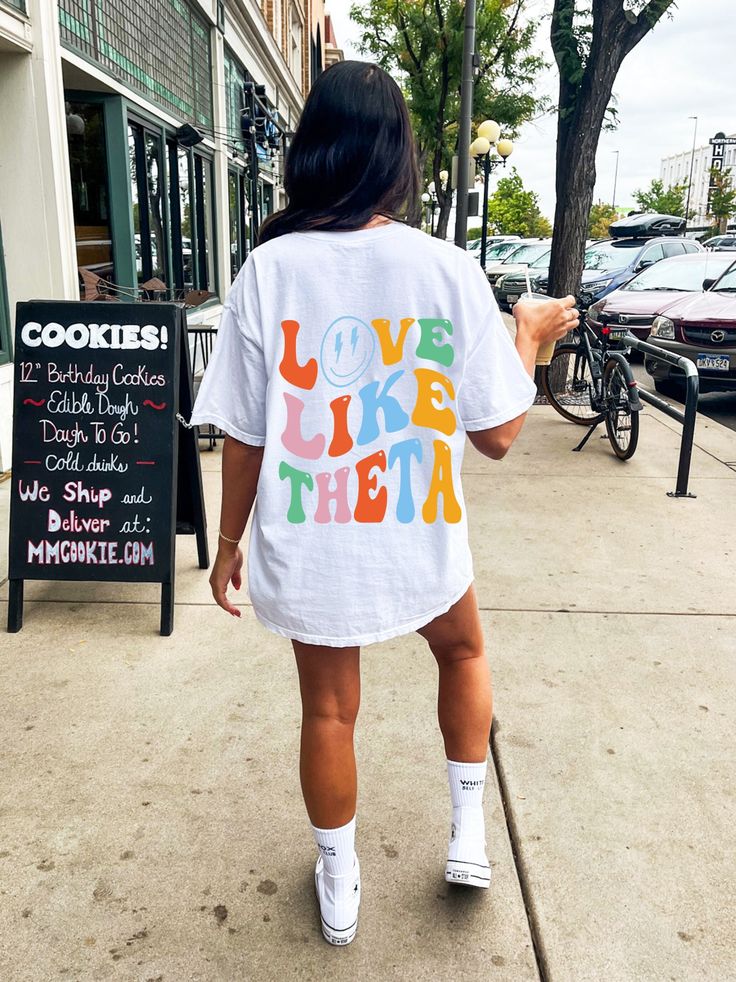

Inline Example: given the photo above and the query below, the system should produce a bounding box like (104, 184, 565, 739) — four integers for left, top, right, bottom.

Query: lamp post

(428, 181, 438, 235)
(454, 0, 476, 249)
(469, 120, 513, 267)
(611, 150, 620, 211)
(424, 172, 448, 237)
(421, 191, 431, 233)
(685, 115, 698, 227)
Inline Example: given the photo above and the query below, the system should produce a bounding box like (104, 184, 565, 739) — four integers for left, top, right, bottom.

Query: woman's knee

(429, 638, 485, 669)
(293, 642, 361, 725)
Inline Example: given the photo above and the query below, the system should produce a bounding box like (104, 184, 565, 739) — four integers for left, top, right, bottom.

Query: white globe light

(428, 181, 436, 194)
(497, 139, 514, 159)
(478, 119, 501, 144)
(470, 137, 491, 157)
(439, 169, 449, 183)
(421, 192, 430, 202)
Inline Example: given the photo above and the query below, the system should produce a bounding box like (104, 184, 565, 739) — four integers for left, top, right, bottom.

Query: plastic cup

(514, 292, 558, 365)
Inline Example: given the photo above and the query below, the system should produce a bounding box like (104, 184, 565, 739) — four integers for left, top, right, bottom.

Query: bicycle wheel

(603, 358, 639, 460)
(540, 344, 603, 425)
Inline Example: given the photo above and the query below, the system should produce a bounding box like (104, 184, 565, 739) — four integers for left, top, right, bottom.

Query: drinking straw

(524, 264, 532, 297)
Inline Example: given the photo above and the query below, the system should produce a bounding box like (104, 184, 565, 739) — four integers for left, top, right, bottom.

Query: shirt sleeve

(456, 272, 538, 432)
(189, 259, 267, 446)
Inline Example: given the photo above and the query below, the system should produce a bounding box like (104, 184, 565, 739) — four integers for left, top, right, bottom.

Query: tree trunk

(543, 0, 677, 394)
(548, 73, 621, 299)
(435, 192, 451, 239)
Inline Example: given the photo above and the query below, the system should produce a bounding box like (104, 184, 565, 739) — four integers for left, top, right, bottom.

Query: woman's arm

(209, 434, 264, 616)
(467, 296, 579, 460)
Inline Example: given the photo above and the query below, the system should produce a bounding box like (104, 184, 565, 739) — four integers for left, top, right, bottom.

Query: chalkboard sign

(7, 301, 208, 635)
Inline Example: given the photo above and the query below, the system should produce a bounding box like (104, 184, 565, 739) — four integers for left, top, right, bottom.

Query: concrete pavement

(1, 396, 735, 980)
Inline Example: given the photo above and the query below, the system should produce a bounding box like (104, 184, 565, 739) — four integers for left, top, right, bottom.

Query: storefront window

(164, 140, 215, 296)
(228, 169, 250, 279)
(126, 114, 217, 299)
(167, 142, 194, 292)
(66, 101, 114, 289)
(260, 181, 274, 223)
(146, 133, 165, 280)
(195, 155, 215, 291)
(128, 121, 167, 286)
(179, 150, 193, 289)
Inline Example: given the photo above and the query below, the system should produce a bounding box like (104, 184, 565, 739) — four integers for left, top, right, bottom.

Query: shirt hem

(251, 576, 475, 648)
(188, 412, 266, 447)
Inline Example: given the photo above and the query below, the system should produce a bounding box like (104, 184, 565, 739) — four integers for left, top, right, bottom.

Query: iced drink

(514, 292, 559, 366)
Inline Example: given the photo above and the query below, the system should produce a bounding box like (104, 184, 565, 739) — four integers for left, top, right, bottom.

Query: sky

(325, 0, 735, 220)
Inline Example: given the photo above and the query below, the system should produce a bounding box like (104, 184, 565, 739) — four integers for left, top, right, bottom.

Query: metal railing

(624, 333, 699, 498)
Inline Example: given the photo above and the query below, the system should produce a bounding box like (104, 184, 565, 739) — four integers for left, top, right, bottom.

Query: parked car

(704, 234, 736, 252)
(537, 236, 702, 310)
(645, 260, 736, 394)
(467, 237, 523, 264)
(586, 252, 736, 340)
(494, 250, 552, 310)
(485, 241, 551, 287)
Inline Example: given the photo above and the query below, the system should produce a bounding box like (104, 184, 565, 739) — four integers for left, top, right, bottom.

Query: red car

(586, 252, 735, 341)
(645, 260, 736, 394)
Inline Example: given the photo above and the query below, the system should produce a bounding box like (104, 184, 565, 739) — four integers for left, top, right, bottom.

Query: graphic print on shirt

(278, 315, 462, 525)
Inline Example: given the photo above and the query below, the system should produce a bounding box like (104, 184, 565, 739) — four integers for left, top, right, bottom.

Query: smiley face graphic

(320, 316, 376, 388)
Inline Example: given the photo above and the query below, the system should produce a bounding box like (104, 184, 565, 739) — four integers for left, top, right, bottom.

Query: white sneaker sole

(445, 859, 492, 888)
(314, 862, 360, 946)
(319, 914, 358, 946)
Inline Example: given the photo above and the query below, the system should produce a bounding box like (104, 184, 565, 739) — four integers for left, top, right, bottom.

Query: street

(630, 356, 736, 433)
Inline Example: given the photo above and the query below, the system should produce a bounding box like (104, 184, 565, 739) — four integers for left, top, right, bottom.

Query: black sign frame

(6, 301, 208, 636)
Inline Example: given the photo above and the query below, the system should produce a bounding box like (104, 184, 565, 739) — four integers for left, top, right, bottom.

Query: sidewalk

(1, 400, 735, 981)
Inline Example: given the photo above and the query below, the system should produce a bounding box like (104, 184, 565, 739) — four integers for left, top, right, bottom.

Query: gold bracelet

(218, 529, 241, 544)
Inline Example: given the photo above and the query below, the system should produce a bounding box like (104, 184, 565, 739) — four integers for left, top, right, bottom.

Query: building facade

(660, 132, 736, 224)
(0, 0, 340, 473)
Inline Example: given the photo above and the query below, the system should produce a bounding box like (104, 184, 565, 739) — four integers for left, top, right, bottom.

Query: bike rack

(623, 333, 699, 499)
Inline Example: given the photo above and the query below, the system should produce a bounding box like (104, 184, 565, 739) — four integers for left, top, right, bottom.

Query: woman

(190, 60, 577, 946)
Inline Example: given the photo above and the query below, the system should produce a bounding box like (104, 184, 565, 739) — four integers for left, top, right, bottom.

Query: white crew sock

(310, 815, 356, 877)
(447, 758, 487, 840)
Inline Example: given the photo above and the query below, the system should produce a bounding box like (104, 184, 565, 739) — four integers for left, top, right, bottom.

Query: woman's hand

(513, 295, 580, 347)
(209, 544, 244, 617)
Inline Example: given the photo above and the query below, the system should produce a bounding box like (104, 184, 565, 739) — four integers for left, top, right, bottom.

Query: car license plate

(696, 353, 730, 371)
(608, 328, 628, 341)
(507, 294, 519, 304)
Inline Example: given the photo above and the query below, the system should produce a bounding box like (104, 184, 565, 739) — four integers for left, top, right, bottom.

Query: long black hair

(258, 60, 421, 243)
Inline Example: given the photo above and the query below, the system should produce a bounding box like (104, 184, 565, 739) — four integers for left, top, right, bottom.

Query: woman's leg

(419, 585, 493, 887)
(417, 584, 491, 762)
(292, 640, 361, 828)
(294, 641, 362, 944)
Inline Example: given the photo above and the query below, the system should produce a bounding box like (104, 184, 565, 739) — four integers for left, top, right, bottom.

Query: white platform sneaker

(314, 852, 361, 945)
(445, 809, 492, 888)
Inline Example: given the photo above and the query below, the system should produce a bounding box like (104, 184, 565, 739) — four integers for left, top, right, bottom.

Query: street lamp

(469, 120, 513, 267)
(424, 174, 448, 237)
(421, 191, 431, 233)
(685, 115, 698, 227)
(611, 150, 620, 211)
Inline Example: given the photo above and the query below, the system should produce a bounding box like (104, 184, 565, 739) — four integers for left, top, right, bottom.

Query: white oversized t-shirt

(190, 221, 536, 646)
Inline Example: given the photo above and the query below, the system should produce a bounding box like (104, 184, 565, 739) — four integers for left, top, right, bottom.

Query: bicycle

(539, 318, 642, 460)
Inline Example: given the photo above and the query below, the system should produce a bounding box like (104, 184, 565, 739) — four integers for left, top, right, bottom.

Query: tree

(350, 0, 547, 239)
(707, 167, 736, 234)
(588, 201, 618, 238)
(486, 168, 553, 237)
(547, 1, 677, 300)
(633, 178, 688, 216)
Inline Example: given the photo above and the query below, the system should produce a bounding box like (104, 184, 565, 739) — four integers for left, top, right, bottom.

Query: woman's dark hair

(258, 61, 421, 243)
